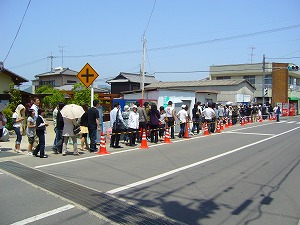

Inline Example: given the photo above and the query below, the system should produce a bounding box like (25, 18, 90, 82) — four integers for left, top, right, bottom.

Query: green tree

(35, 85, 64, 109)
(71, 83, 93, 106)
(7, 83, 22, 111)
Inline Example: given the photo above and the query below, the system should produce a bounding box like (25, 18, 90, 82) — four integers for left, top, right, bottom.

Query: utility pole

(59, 46, 66, 68)
(47, 52, 55, 71)
(262, 54, 266, 105)
(141, 34, 146, 99)
(250, 46, 255, 64)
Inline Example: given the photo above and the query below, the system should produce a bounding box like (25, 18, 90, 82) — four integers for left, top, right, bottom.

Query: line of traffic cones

(97, 132, 110, 155)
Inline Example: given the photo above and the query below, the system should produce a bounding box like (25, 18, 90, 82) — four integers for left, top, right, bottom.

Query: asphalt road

(1, 117, 300, 225)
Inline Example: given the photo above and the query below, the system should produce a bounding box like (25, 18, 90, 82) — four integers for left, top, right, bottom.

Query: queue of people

(2, 98, 282, 156)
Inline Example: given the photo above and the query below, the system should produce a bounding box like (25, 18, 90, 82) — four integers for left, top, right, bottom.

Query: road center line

(107, 126, 300, 194)
(10, 204, 74, 225)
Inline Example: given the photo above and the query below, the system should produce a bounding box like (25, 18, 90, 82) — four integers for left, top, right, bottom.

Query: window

(67, 80, 77, 84)
(264, 74, 272, 86)
(216, 76, 231, 80)
(40, 80, 55, 86)
(243, 75, 255, 85)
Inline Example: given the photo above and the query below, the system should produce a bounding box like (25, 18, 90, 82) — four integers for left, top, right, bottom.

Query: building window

(243, 75, 255, 85)
(67, 80, 77, 84)
(216, 76, 231, 80)
(264, 74, 272, 87)
(40, 80, 55, 86)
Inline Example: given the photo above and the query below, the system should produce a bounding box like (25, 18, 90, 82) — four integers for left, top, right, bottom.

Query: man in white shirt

(176, 105, 188, 138)
(110, 102, 124, 148)
(202, 102, 216, 133)
(165, 101, 176, 139)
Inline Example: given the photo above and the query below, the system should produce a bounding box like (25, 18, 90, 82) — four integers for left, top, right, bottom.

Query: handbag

(73, 124, 81, 135)
(113, 109, 124, 131)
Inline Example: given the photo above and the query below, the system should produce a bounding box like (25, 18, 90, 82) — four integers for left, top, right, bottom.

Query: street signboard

(77, 63, 99, 88)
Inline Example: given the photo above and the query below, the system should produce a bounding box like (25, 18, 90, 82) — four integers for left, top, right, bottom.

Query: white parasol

(60, 104, 85, 119)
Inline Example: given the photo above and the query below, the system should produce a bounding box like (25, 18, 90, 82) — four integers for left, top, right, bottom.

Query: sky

(1, 0, 300, 89)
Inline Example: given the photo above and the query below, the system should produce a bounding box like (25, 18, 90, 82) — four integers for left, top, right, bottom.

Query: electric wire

(3, 0, 32, 62)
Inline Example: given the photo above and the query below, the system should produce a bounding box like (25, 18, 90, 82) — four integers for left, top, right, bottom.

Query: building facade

(210, 62, 300, 111)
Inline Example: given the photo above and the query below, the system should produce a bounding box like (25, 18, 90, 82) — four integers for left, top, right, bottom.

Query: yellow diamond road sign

(77, 63, 99, 88)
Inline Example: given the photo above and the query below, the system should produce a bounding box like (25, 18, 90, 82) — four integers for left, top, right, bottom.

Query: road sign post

(77, 63, 99, 106)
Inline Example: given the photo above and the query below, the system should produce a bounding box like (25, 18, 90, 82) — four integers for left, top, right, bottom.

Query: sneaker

(14, 149, 22, 153)
(27, 152, 33, 156)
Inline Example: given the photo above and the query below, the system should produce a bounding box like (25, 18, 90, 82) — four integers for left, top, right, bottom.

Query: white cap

(132, 105, 137, 109)
(181, 104, 186, 108)
(124, 105, 130, 110)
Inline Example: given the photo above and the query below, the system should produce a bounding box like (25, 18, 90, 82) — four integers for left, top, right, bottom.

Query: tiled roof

(145, 79, 253, 89)
(106, 72, 159, 84)
(35, 67, 78, 77)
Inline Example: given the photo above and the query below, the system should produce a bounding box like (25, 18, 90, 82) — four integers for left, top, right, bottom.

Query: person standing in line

(202, 102, 216, 133)
(53, 102, 65, 154)
(136, 101, 147, 142)
(176, 105, 188, 138)
(148, 104, 160, 143)
(61, 117, 80, 156)
(12, 104, 26, 153)
(33, 108, 49, 158)
(110, 102, 124, 148)
(87, 100, 101, 152)
(79, 103, 89, 151)
(30, 97, 40, 121)
(165, 101, 176, 139)
(191, 103, 201, 135)
(0, 110, 7, 152)
(26, 109, 37, 156)
(275, 105, 281, 122)
(52, 104, 59, 149)
(127, 105, 139, 146)
(159, 106, 167, 140)
(122, 105, 130, 144)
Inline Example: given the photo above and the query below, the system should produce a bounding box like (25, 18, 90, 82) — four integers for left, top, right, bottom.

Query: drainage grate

(0, 161, 184, 225)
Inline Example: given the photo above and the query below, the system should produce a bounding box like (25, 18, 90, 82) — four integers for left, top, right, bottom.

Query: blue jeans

(13, 127, 22, 144)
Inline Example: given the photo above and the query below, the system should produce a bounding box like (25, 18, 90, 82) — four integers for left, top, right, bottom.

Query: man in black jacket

(33, 108, 49, 158)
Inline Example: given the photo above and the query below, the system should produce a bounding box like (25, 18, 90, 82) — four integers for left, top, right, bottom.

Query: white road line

(10, 204, 74, 225)
(225, 131, 275, 136)
(107, 126, 300, 194)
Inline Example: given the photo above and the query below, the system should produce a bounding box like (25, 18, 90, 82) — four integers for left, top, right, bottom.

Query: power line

(62, 24, 300, 59)
(3, 0, 32, 62)
(144, 0, 156, 35)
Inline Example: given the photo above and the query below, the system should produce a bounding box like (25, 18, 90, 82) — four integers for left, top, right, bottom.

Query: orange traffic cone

(97, 132, 110, 155)
(216, 121, 221, 133)
(229, 118, 232, 127)
(184, 121, 191, 138)
(248, 117, 252, 123)
(164, 126, 172, 144)
(225, 117, 229, 128)
(203, 123, 209, 136)
(220, 120, 224, 130)
(140, 130, 149, 149)
(241, 117, 245, 126)
(259, 116, 263, 122)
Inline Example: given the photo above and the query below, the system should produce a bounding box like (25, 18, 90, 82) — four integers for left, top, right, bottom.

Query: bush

(2, 107, 13, 130)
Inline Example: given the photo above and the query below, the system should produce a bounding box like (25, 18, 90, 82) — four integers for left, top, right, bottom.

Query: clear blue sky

(1, 0, 300, 88)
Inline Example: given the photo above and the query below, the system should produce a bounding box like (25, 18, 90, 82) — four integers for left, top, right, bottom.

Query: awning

(289, 97, 300, 100)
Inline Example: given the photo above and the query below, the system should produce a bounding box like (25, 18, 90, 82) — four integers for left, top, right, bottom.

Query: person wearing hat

(127, 105, 139, 146)
(176, 105, 188, 138)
